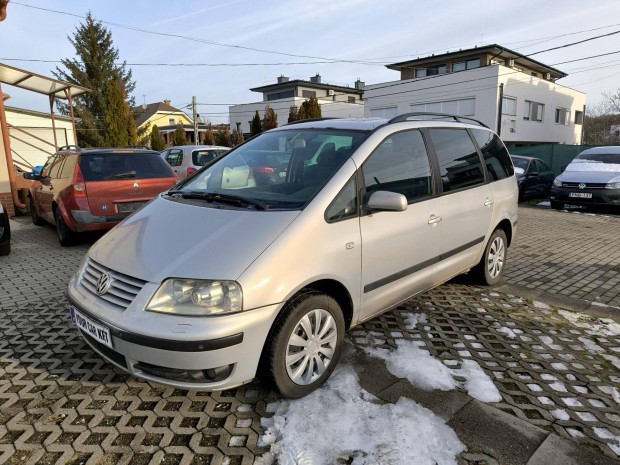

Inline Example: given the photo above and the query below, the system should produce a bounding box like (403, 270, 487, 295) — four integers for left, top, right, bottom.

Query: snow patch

(579, 337, 604, 353)
(404, 313, 428, 330)
(533, 300, 550, 309)
(550, 409, 570, 420)
(259, 365, 465, 465)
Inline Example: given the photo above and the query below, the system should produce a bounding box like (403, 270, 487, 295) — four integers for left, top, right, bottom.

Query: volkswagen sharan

(67, 114, 518, 398)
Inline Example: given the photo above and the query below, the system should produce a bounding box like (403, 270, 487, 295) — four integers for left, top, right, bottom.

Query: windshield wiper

(107, 171, 136, 179)
(167, 191, 267, 210)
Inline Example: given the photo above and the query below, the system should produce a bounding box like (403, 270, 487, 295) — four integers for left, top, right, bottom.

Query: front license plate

(70, 306, 113, 348)
(117, 201, 146, 213)
(569, 192, 592, 198)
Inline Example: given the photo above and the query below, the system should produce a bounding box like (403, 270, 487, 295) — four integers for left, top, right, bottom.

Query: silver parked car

(550, 147, 620, 210)
(161, 145, 229, 180)
(67, 115, 518, 398)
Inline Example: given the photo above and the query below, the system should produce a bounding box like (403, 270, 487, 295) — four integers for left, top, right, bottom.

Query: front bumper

(67, 274, 282, 391)
(549, 187, 620, 206)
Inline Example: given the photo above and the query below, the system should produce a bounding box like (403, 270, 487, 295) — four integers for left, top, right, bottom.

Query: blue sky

(1, 0, 620, 123)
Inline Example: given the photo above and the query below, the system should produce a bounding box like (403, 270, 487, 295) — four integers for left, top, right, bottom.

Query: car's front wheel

(550, 200, 564, 210)
(30, 197, 46, 226)
(261, 291, 344, 398)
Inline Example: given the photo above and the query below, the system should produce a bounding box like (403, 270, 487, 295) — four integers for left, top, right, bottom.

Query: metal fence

(508, 144, 595, 175)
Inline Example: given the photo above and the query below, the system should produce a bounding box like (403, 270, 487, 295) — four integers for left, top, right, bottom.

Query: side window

(59, 154, 77, 179)
(429, 128, 484, 192)
(166, 149, 183, 167)
(40, 156, 56, 177)
(362, 130, 433, 203)
(325, 176, 357, 222)
(538, 160, 550, 172)
(471, 129, 514, 181)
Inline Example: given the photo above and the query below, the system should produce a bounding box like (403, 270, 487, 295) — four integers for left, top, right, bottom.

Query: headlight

(552, 178, 562, 187)
(605, 181, 620, 189)
(146, 279, 242, 316)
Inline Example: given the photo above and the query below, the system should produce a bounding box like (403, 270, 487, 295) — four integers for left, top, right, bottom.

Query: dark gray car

(549, 147, 620, 210)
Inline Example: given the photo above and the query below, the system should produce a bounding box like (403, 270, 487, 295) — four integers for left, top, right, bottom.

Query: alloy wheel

(487, 236, 505, 279)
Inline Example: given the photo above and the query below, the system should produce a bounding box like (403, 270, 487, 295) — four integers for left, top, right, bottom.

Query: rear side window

(79, 152, 173, 181)
(363, 130, 433, 203)
(428, 128, 485, 192)
(59, 154, 78, 179)
(192, 149, 227, 166)
(471, 129, 514, 180)
(166, 149, 183, 167)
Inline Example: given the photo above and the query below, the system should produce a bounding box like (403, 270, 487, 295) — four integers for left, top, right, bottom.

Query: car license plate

(568, 192, 592, 198)
(70, 306, 113, 348)
(117, 201, 146, 213)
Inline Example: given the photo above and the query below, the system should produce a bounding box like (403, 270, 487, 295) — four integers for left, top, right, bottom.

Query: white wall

(0, 121, 9, 194)
(6, 108, 76, 168)
(229, 97, 364, 133)
(364, 65, 585, 145)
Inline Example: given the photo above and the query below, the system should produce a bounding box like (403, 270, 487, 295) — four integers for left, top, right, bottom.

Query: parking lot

(1, 205, 620, 464)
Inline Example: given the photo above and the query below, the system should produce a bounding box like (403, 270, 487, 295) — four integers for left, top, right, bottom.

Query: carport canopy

(0, 62, 89, 98)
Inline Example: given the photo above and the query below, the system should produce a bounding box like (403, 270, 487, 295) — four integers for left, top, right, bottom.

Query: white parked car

(161, 145, 229, 180)
(68, 114, 518, 398)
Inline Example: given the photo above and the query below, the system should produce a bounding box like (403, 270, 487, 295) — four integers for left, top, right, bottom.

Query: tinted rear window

(79, 152, 173, 181)
(192, 149, 228, 166)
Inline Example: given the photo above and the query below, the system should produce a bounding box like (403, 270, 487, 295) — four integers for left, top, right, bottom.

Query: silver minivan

(161, 145, 229, 180)
(67, 115, 518, 398)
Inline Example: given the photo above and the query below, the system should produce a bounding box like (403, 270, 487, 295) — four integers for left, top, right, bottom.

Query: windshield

(80, 152, 173, 181)
(567, 151, 620, 172)
(511, 157, 529, 171)
(176, 128, 370, 209)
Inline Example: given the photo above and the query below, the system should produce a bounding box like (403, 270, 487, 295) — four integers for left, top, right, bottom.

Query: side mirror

(23, 172, 40, 180)
(366, 191, 408, 212)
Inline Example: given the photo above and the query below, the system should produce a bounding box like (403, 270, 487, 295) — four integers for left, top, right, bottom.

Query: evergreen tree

(298, 97, 322, 120)
(53, 12, 136, 147)
(288, 105, 299, 123)
(204, 124, 215, 145)
(214, 126, 232, 147)
(262, 105, 278, 130)
(172, 123, 187, 146)
(150, 124, 165, 151)
(250, 110, 262, 136)
(231, 129, 244, 146)
(102, 78, 137, 147)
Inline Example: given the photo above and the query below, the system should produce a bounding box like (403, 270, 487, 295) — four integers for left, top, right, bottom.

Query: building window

(348, 96, 356, 103)
(574, 110, 584, 125)
(502, 96, 517, 116)
(267, 90, 294, 101)
(168, 118, 175, 126)
(524, 100, 544, 122)
(555, 108, 570, 125)
(452, 59, 480, 72)
(369, 107, 398, 118)
(302, 90, 317, 99)
(410, 97, 475, 116)
(415, 65, 447, 78)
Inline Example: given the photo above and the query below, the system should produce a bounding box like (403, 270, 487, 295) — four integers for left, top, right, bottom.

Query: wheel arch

(495, 218, 513, 247)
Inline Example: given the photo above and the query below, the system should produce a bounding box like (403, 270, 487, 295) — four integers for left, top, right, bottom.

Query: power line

(528, 29, 620, 56)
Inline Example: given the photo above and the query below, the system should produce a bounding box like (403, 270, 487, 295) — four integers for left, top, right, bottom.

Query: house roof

(250, 79, 364, 95)
(386, 44, 567, 79)
(133, 101, 188, 127)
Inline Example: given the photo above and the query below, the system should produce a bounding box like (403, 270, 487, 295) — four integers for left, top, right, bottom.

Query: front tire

(261, 291, 345, 398)
(472, 229, 507, 286)
(550, 200, 564, 210)
(55, 210, 77, 247)
(30, 197, 45, 226)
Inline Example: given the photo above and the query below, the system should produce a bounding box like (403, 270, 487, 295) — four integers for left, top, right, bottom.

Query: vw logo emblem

(96, 272, 112, 295)
(578, 183, 586, 190)
(133, 182, 139, 191)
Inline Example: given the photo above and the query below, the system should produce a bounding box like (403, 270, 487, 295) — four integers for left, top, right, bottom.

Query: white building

(364, 45, 586, 146)
(229, 74, 365, 134)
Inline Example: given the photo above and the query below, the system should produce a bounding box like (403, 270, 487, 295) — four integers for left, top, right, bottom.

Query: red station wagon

(26, 146, 178, 246)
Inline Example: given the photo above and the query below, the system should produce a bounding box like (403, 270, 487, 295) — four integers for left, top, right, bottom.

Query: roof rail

(283, 117, 339, 126)
(388, 112, 488, 128)
(58, 145, 81, 151)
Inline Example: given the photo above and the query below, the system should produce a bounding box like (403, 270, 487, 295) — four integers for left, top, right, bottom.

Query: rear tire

(260, 291, 344, 398)
(472, 229, 507, 286)
(0, 241, 9, 256)
(30, 197, 46, 226)
(550, 201, 564, 210)
(55, 210, 77, 247)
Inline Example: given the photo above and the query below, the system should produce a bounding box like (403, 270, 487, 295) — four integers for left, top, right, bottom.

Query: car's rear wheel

(30, 197, 45, 226)
(55, 210, 77, 247)
(261, 291, 344, 398)
(550, 201, 564, 210)
(472, 229, 507, 286)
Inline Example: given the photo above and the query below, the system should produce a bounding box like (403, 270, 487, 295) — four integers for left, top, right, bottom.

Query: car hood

(557, 170, 620, 183)
(87, 195, 300, 283)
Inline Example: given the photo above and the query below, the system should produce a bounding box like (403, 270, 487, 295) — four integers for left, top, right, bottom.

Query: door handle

(428, 214, 442, 225)
(484, 198, 493, 207)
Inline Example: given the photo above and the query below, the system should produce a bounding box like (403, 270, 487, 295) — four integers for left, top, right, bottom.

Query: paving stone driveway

(1, 208, 619, 464)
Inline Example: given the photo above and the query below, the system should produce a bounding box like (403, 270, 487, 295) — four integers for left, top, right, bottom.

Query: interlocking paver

(2, 209, 620, 464)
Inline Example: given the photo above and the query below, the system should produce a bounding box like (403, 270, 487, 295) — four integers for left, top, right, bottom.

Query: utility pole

(192, 96, 198, 144)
